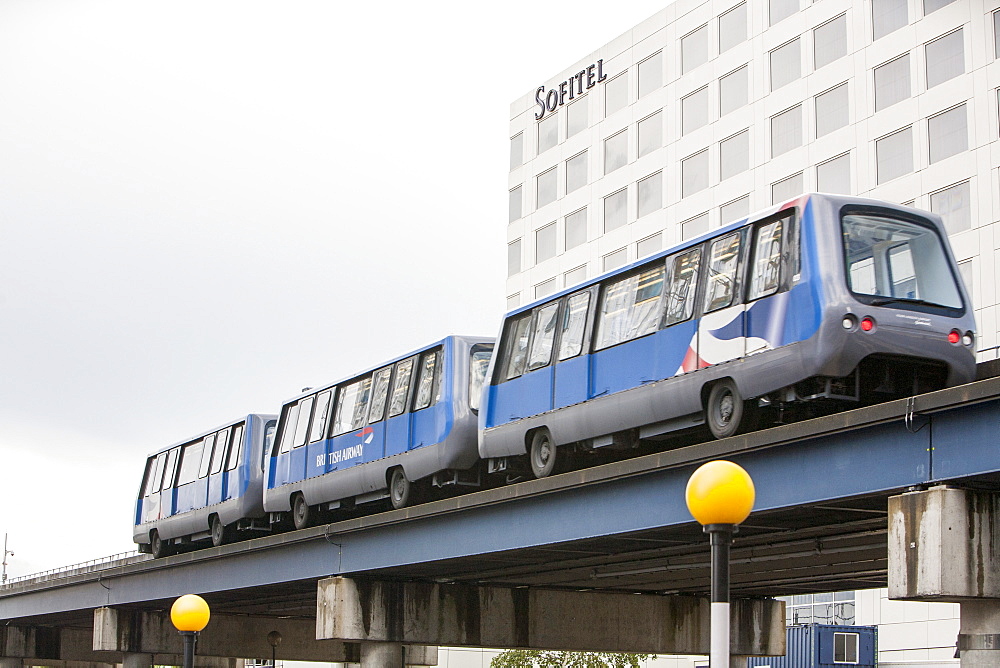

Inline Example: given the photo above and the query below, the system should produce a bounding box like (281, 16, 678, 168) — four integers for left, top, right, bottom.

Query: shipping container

(747, 624, 877, 668)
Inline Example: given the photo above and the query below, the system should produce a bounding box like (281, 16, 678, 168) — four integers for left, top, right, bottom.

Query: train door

(141, 452, 166, 523)
(363, 367, 392, 459)
(223, 424, 245, 501)
(696, 231, 748, 367)
(744, 215, 788, 354)
(410, 348, 446, 450)
(384, 357, 416, 457)
(553, 290, 595, 408)
(272, 402, 300, 488)
(160, 447, 180, 518)
(305, 391, 332, 478)
(206, 428, 229, 505)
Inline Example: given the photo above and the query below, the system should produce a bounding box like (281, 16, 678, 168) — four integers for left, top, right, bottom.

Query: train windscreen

(468, 345, 493, 412)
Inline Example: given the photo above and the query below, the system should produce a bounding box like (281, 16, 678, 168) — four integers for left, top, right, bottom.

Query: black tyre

(210, 515, 228, 548)
(706, 379, 756, 439)
(389, 468, 412, 510)
(529, 430, 557, 478)
(292, 493, 312, 530)
(150, 530, 168, 559)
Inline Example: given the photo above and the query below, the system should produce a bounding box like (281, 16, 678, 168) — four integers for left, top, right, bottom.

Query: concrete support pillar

(958, 600, 1000, 668)
(361, 642, 404, 668)
(121, 654, 154, 668)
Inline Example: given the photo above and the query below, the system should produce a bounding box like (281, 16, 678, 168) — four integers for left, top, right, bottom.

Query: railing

(1, 550, 148, 588)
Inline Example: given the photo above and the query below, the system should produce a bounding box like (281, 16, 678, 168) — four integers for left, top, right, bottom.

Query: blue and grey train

(479, 193, 977, 477)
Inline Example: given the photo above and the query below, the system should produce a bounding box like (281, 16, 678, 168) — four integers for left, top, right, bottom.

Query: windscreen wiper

(869, 297, 947, 308)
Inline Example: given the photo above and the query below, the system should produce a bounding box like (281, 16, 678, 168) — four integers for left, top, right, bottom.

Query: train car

(134, 413, 278, 557)
(264, 335, 494, 528)
(479, 193, 977, 478)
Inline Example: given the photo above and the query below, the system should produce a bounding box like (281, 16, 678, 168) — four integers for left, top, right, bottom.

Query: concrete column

(361, 642, 404, 668)
(958, 600, 1000, 668)
(0, 660, 24, 668)
(121, 654, 154, 668)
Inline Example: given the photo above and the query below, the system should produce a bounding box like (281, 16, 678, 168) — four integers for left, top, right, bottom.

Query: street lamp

(171, 594, 211, 668)
(267, 630, 282, 668)
(2, 534, 13, 584)
(685, 460, 755, 668)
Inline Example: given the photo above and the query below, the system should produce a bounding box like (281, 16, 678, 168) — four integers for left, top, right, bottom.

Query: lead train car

(479, 193, 978, 478)
(264, 335, 494, 528)
(134, 413, 278, 558)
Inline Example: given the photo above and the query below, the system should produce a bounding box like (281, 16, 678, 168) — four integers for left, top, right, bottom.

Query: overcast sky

(0, 1, 670, 578)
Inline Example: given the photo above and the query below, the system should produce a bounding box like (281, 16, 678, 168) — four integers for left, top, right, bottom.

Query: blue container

(747, 624, 877, 668)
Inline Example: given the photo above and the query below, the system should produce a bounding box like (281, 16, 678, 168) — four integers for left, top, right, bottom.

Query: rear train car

(479, 193, 977, 478)
(264, 335, 493, 528)
(134, 413, 278, 557)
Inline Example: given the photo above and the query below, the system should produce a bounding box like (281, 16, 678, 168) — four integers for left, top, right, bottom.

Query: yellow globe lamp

(171, 594, 211, 632)
(685, 459, 755, 526)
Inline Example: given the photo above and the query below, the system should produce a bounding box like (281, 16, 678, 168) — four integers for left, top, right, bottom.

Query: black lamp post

(267, 630, 282, 667)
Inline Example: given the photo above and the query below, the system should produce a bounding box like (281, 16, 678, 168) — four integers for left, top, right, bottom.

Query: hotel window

(638, 53, 663, 97)
(874, 54, 910, 112)
(604, 188, 628, 232)
(720, 130, 749, 180)
(875, 127, 913, 183)
(510, 133, 523, 170)
(817, 153, 851, 194)
(720, 196, 750, 224)
(772, 172, 803, 204)
(536, 167, 557, 209)
(924, 0, 956, 14)
(682, 87, 710, 135)
(995, 10, 1000, 59)
(507, 239, 521, 276)
(872, 0, 907, 40)
(930, 181, 971, 234)
(564, 265, 587, 287)
(535, 278, 558, 300)
(682, 149, 710, 197)
(770, 39, 801, 91)
(928, 104, 968, 164)
(815, 83, 849, 137)
(778, 592, 856, 625)
(535, 223, 557, 263)
(605, 74, 628, 117)
(814, 15, 847, 69)
(771, 105, 802, 157)
(682, 25, 709, 74)
(538, 113, 558, 153)
(958, 260, 973, 296)
(565, 208, 587, 250)
(638, 111, 663, 158)
(638, 172, 662, 218)
(567, 98, 588, 138)
(720, 65, 749, 116)
(506, 293, 520, 311)
(681, 212, 710, 240)
(509, 186, 522, 223)
(769, 0, 798, 26)
(926, 30, 964, 89)
(603, 248, 628, 272)
(719, 3, 747, 53)
(637, 233, 661, 259)
(566, 151, 588, 194)
(604, 130, 628, 174)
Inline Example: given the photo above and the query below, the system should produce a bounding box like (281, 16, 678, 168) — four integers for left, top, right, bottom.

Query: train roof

(143, 413, 279, 458)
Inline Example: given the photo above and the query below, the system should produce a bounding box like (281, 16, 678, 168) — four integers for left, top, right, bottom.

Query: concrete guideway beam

(316, 577, 785, 655)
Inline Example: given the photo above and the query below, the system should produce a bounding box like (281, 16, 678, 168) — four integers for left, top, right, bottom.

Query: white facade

(506, 0, 999, 365)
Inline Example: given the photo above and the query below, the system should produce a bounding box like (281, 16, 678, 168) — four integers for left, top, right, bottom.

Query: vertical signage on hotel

(535, 60, 608, 120)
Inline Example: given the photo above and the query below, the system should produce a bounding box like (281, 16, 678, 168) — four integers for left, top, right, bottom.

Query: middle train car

(264, 335, 494, 528)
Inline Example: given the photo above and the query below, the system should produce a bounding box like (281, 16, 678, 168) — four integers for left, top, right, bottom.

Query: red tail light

(948, 330, 961, 344)
(860, 317, 874, 332)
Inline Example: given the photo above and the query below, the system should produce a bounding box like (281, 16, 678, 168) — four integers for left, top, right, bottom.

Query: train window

(310, 391, 332, 443)
(368, 367, 393, 424)
(595, 263, 666, 350)
(144, 454, 165, 496)
(177, 440, 204, 485)
(664, 248, 702, 326)
(261, 420, 276, 471)
(558, 291, 591, 361)
(162, 447, 180, 490)
(198, 434, 215, 478)
(210, 428, 229, 474)
(334, 377, 372, 435)
(413, 350, 440, 411)
(278, 403, 300, 455)
(527, 303, 559, 371)
(293, 396, 315, 448)
(469, 345, 493, 411)
(703, 233, 742, 312)
(888, 244, 917, 298)
(502, 314, 532, 380)
(748, 218, 784, 300)
(388, 358, 415, 418)
(225, 424, 244, 471)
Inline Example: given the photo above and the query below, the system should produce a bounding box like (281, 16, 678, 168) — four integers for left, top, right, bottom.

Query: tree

(491, 649, 652, 668)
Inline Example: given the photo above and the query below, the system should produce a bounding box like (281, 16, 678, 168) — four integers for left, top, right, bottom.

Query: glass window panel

(144, 454, 164, 496)
(566, 151, 587, 194)
(638, 53, 663, 97)
(638, 111, 662, 158)
(638, 172, 662, 218)
(664, 248, 702, 325)
(334, 378, 372, 435)
(535, 278, 557, 299)
(958, 261, 973, 296)
(995, 10, 1000, 59)
(604, 130, 628, 174)
(293, 396, 314, 447)
(815, 15, 847, 69)
(509, 186, 522, 223)
(924, 0, 956, 14)
(816, 83, 849, 137)
(310, 391, 332, 441)
(814, 592, 834, 603)
(468, 348, 492, 412)
(682, 25, 709, 74)
(210, 429, 229, 473)
(278, 404, 299, 454)
(510, 133, 523, 170)
(720, 3, 747, 53)
(413, 351, 439, 411)
(503, 316, 532, 380)
(527, 303, 559, 371)
(682, 212, 710, 240)
(388, 358, 415, 417)
(177, 442, 204, 486)
(770, 39, 801, 91)
(367, 369, 392, 424)
(605, 74, 628, 116)
(771, 105, 802, 157)
(875, 54, 910, 112)
(704, 234, 742, 312)
(721, 196, 750, 224)
(538, 113, 559, 153)
(772, 172, 804, 203)
(637, 233, 661, 259)
(564, 265, 587, 287)
(566, 208, 587, 250)
(720, 66, 749, 116)
(536, 168, 557, 208)
(682, 87, 709, 135)
(595, 264, 666, 349)
(162, 448, 179, 489)
(817, 153, 851, 194)
(682, 149, 709, 197)
(876, 127, 913, 183)
(928, 104, 968, 164)
(568, 98, 588, 137)
(770, 0, 798, 26)
(926, 30, 964, 89)
(720, 130, 750, 180)
(873, 0, 908, 40)
(930, 181, 971, 234)
(535, 223, 557, 263)
(198, 434, 215, 477)
(604, 189, 628, 232)
(508, 239, 521, 276)
(749, 219, 784, 300)
(225, 424, 244, 471)
(603, 248, 628, 272)
(558, 291, 591, 360)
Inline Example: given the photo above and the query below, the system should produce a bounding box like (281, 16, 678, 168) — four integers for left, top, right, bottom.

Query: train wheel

(292, 494, 312, 530)
(529, 430, 557, 478)
(210, 515, 228, 548)
(389, 468, 412, 510)
(706, 379, 756, 439)
(150, 530, 168, 559)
